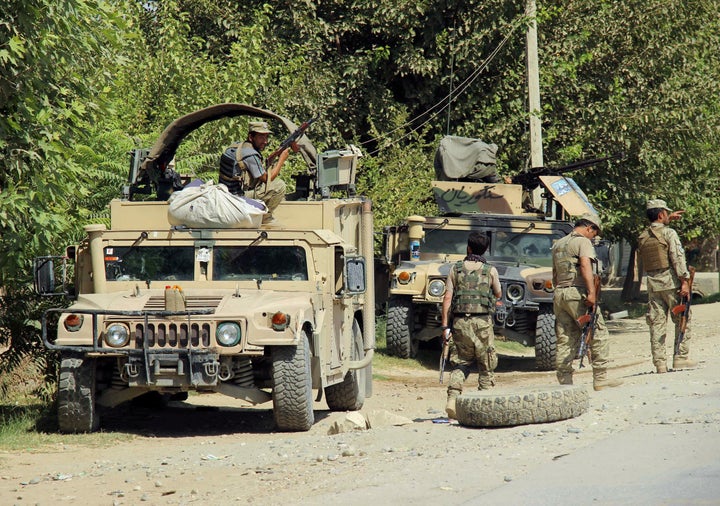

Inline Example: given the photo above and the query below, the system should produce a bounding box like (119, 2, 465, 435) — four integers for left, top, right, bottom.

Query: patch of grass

(0, 402, 57, 450)
(372, 316, 440, 374)
(495, 340, 531, 354)
(697, 292, 720, 304)
(601, 290, 647, 319)
(0, 400, 136, 451)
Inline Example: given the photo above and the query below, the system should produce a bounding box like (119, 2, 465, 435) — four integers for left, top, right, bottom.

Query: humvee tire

(386, 296, 418, 358)
(272, 332, 314, 431)
(455, 384, 589, 428)
(325, 320, 366, 411)
(58, 353, 100, 433)
(534, 304, 557, 371)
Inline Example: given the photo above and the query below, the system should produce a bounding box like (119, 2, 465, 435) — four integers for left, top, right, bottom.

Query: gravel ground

(1, 302, 718, 505)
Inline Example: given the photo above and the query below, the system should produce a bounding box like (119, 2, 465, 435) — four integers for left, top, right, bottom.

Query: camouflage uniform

(237, 141, 287, 215)
(218, 121, 287, 217)
(638, 222, 691, 370)
(551, 231, 612, 385)
(445, 260, 501, 401)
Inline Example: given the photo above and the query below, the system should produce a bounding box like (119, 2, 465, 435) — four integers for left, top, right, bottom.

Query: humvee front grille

(133, 321, 212, 348)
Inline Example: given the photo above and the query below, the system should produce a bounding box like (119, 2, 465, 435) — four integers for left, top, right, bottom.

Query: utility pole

(526, 0, 543, 170)
(525, 0, 544, 212)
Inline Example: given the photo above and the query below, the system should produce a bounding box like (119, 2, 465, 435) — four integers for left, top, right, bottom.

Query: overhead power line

(362, 17, 524, 157)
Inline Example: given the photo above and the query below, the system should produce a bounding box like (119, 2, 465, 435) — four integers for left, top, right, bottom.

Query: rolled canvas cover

(168, 181, 266, 228)
(434, 135, 498, 180)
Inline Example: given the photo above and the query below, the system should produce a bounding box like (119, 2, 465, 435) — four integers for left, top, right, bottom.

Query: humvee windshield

(213, 246, 308, 281)
(422, 229, 562, 267)
(105, 246, 194, 281)
(104, 245, 309, 282)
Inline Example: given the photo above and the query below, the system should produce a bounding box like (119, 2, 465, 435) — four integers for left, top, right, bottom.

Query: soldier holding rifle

(638, 199, 696, 373)
(551, 213, 623, 391)
(440, 232, 502, 419)
(219, 121, 297, 223)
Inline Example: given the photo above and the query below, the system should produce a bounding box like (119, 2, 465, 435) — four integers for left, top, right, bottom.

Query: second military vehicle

(380, 136, 601, 370)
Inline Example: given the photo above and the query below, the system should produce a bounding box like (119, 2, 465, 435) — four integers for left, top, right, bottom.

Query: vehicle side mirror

(344, 257, 366, 294)
(34, 257, 56, 294)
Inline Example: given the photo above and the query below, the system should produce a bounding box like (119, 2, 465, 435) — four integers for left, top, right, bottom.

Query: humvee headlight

(397, 271, 412, 284)
(428, 279, 446, 297)
(105, 323, 130, 347)
(216, 322, 241, 347)
(506, 283, 525, 302)
(64, 314, 84, 332)
(271, 312, 290, 331)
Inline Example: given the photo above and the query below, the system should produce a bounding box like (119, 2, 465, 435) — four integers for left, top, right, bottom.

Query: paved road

(470, 387, 720, 505)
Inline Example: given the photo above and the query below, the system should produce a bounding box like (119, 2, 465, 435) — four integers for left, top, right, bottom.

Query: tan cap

(579, 212, 602, 230)
(249, 121, 272, 134)
(646, 199, 672, 212)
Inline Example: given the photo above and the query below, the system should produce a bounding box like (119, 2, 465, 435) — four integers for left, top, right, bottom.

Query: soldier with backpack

(440, 232, 502, 419)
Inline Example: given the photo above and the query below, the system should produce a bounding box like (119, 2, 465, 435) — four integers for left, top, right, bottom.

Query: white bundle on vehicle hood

(167, 180, 266, 228)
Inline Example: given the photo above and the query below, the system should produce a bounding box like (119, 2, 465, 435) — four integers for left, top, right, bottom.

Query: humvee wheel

(271, 332, 314, 431)
(387, 296, 418, 358)
(456, 384, 589, 428)
(534, 304, 557, 371)
(325, 320, 366, 411)
(58, 353, 100, 433)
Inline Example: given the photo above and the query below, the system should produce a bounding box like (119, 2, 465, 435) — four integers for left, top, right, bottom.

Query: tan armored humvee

(34, 104, 374, 433)
(380, 175, 600, 370)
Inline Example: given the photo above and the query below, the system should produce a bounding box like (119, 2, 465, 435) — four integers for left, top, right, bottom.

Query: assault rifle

(512, 152, 624, 189)
(576, 274, 602, 368)
(439, 329, 451, 383)
(671, 266, 696, 355)
(266, 117, 317, 168)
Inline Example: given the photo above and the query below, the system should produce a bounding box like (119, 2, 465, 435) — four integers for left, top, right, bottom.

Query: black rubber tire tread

(325, 320, 366, 411)
(57, 353, 99, 433)
(386, 296, 415, 358)
(534, 304, 557, 371)
(456, 384, 589, 428)
(271, 332, 314, 431)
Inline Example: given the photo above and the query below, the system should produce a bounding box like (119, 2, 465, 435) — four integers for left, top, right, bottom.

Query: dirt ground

(1, 302, 719, 505)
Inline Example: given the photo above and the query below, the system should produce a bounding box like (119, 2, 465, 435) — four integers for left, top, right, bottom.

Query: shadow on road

(97, 399, 336, 437)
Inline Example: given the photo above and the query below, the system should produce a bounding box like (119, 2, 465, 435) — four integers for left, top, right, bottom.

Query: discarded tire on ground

(455, 384, 589, 428)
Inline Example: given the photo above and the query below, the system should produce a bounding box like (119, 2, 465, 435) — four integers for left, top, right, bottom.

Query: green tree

(0, 0, 130, 395)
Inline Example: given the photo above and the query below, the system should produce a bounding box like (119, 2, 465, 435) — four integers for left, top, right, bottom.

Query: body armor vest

(219, 142, 244, 195)
(638, 227, 670, 271)
(552, 233, 579, 288)
(452, 261, 495, 314)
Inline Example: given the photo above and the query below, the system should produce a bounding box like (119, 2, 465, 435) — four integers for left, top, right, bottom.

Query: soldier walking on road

(441, 232, 502, 419)
(638, 199, 696, 373)
(552, 214, 623, 391)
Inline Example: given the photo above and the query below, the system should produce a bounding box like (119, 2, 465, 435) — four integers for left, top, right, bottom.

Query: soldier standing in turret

(440, 232, 502, 419)
(552, 213, 623, 391)
(637, 199, 696, 373)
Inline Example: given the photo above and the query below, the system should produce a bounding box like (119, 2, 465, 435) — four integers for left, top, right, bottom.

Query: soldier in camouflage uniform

(440, 232, 502, 419)
(552, 214, 623, 391)
(219, 121, 292, 222)
(637, 199, 696, 373)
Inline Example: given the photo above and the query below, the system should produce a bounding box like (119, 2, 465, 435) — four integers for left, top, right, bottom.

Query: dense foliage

(2, 0, 719, 392)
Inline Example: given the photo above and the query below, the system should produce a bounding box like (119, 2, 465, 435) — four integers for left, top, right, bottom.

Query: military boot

(593, 371, 623, 391)
(593, 378, 623, 391)
(672, 357, 697, 370)
(557, 372, 573, 385)
(656, 363, 668, 374)
(445, 395, 457, 419)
